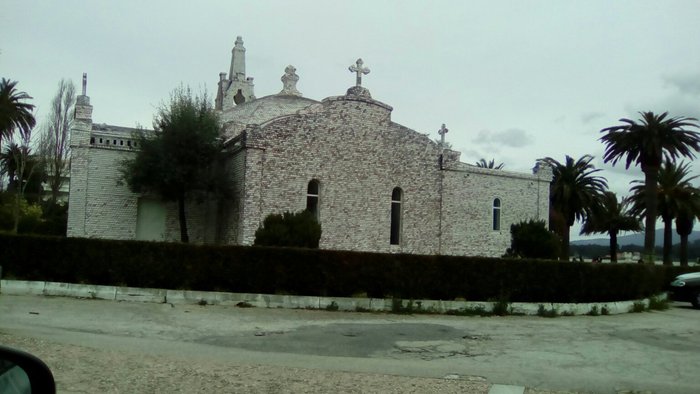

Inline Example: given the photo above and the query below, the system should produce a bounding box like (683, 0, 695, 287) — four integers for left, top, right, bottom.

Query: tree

(38, 79, 75, 204)
(629, 161, 699, 265)
(0, 130, 43, 233)
(674, 187, 700, 266)
(119, 87, 223, 243)
(0, 78, 36, 147)
(254, 210, 322, 248)
(581, 192, 642, 263)
(475, 158, 504, 169)
(542, 155, 608, 260)
(601, 112, 700, 263)
(505, 219, 560, 259)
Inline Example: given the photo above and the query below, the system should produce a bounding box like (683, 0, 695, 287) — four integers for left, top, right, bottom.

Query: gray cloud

(473, 128, 533, 148)
(664, 73, 700, 96)
(581, 111, 605, 124)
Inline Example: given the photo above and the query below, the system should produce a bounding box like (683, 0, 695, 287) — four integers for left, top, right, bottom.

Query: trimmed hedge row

(1, 234, 696, 303)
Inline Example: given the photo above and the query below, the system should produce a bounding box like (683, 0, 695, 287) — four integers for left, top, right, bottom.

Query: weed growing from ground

(601, 306, 610, 315)
(630, 301, 646, 313)
(560, 310, 575, 317)
(648, 295, 669, 311)
(446, 305, 491, 317)
(537, 304, 558, 318)
(325, 301, 339, 311)
(490, 298, 510, 316)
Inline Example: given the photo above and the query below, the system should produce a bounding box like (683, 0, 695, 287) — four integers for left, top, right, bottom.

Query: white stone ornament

(279, 65, 301, 96)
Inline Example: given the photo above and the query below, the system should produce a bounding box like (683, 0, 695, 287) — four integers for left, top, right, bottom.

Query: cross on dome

(438, 123, 449, 147)
(348, 58, 370, 87)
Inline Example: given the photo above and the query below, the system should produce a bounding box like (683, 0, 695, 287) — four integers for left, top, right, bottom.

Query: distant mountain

(571, 229, 700, 247)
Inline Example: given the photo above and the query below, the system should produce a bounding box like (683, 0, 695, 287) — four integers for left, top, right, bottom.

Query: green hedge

(1, 234, 696, 303)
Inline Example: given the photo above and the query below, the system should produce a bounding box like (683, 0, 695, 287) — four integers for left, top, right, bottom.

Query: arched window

(390, 187, 402, 245)
(492, 198, 501, 231)
(306, 180, 320, 221)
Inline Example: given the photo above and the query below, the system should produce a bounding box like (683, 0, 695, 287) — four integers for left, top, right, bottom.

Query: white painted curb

(0, 279, 665, 316)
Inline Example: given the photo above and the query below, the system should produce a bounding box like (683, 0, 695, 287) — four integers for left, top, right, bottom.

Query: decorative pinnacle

(82, 73, 87, 95)
(348, 58, 370, 87)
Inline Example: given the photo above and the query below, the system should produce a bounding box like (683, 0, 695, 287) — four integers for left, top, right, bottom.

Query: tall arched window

(492, 198, 501, 231)
(390, 187, 402, 245)
(306, 180, 320, 221)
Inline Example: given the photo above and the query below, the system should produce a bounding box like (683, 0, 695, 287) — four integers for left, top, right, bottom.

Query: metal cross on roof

(348, 58, 370, 87)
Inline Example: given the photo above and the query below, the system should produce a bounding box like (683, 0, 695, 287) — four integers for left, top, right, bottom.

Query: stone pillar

(66, 89, 93, 237)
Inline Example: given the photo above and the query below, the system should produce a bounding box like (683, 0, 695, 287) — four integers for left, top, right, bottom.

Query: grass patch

(601, 305, 610, 315)
(325, 301, 339, 311)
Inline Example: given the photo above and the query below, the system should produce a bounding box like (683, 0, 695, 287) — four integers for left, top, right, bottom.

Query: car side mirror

(0, 345, 55, 394)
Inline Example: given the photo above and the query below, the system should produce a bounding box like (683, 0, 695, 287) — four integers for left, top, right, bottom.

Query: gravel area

(0, 333, 491, 393)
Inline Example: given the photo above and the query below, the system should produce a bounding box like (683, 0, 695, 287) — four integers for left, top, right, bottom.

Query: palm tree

(0, 78, 36, 145)
(675, 186, 700, 266)
(475, 158, 504, 169)
(581, 192, 642, 263)
(542, 155, 608, 260)
(601, 112, 700, 263)
(629, 161, 698, 265)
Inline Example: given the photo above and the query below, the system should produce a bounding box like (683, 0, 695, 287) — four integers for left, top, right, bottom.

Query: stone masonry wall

(440, 165, 551, 257)
(236, 95, 443, 254)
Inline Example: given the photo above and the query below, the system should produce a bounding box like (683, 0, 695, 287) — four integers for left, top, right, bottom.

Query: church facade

(67, 37, 552, 257)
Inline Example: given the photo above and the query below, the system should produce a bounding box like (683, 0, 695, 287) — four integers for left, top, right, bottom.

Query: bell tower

(216, 36, 256, 110)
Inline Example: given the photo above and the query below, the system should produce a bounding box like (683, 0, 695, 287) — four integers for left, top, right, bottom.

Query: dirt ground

(0, 332, 491, 394)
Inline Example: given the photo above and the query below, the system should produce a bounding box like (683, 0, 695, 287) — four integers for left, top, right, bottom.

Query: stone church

(67, 37, 552, 257)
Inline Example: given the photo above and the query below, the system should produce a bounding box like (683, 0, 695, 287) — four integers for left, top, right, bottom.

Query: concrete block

(115, 286, 166, 303)
(0, 280, 45, 296)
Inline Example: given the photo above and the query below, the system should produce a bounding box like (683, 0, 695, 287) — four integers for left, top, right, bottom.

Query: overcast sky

(3, 0, 700, 239)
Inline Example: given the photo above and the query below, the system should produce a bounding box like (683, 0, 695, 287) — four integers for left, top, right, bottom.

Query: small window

(493, 198, 501, 231)
(306, 180, 320, 221)
(127, 140, 132, 147)
(120, 140, 123, 146)
(390, 187, 402, 245)
(113, 140, 117, 145)
(90, 137, 95, 144)
(99, 138, 103, 143)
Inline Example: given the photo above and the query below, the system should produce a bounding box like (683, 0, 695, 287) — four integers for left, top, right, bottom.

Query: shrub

(505, 219, 560, 259)
(254, 210, 321, 248)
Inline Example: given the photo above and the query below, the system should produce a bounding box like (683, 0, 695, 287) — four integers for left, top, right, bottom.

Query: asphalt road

(1, 294, 698, 393)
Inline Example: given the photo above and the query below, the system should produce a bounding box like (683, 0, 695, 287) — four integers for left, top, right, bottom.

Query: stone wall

(235, 94, 441, 254)
(232, 92, 551, 257)
(440, 165, 550, 257)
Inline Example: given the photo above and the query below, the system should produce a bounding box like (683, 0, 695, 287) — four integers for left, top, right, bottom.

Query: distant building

(67, 37, 552, 257)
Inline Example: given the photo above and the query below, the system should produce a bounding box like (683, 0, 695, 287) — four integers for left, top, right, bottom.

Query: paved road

(1, 295, 698, 393)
